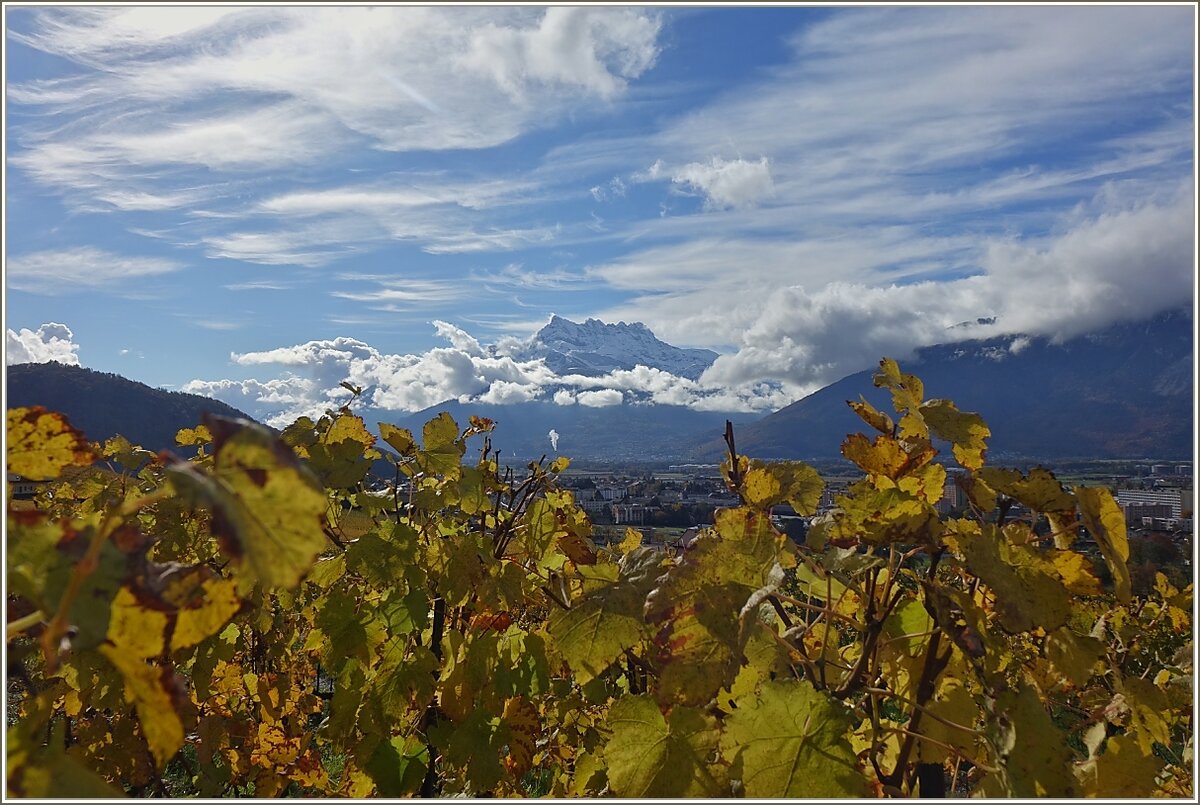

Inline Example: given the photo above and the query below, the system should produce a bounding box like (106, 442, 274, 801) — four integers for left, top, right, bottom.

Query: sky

(4, 4, 1196, 426)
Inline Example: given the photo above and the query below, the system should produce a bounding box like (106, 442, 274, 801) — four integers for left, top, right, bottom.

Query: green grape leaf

(428, 708, 505, 793)
(166, 416, 328, 590)
(279, 416, 319, 458)
(721, 679, 864, 798)
(919, 399, 990, 471)
(883, 597, 934, 655)
(307, 438, 374, 489)
(99, 645, 185, 768)
(985, 684, 1075, 797)
(7, 406, 95, 481)
(604, 695, 727, 797)
(418, 412, 465, 476)
(959, 525, 1070, 633)
(645, 509, 788, 706)
(1075, 486, 1131, 604)
(847, 396, 894, 434)
(364, 735, 427, 797)
(547, 548, 661, 683)
(306, 590, 388, 672)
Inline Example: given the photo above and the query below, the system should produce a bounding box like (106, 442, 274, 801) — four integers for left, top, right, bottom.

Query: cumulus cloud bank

(183, 320, 791, 428)
(6, 322, 81, 366)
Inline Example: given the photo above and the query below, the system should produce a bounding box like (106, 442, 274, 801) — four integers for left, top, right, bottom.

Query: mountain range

(6, 311, 1193, 463)
(700, 311, 1194, 462)
(510, 315, 719, 380)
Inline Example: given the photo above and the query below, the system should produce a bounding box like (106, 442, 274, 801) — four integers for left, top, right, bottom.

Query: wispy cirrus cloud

(9, 7, 661, 206)
(7, 247, 182, 295)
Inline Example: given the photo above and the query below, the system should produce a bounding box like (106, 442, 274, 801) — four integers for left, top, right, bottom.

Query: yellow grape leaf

(1075, 486, 1130, 604)
(418, 411, 465, 476)
(916, 676, 979, 764)
(99, 645, 185, 768)
(874, 358, 925, 418)
(378, 422, 415, 455)
(960, 473, 998, 512)
(841, 433, 909, 478)
(7, 407, 95, 481)
(742, 461, 824, 514)
(847, 396, 894, 434)
(897, 462, 947, 505)
(167, 417, 329, 590)
(6, 717, 123, 798)
(605, 695, 727, 797)
(1045, 627, 1104, 688)
(173, 577, 243, 650)
(1119, 676, 1172, 753)
(1049, 550, 1103, 596)
(107, 587, 171, 658)
(617, 527, 643, 554)
(986, 684, 1075, 797)
(1075, 733, 1165, 798)
(721, 680, 864, 798)
(919, 399, 990, 471)
(978, 467, 1075, 513)
(741, 466, 782, 507)
(500, 696, 540, 779)
(175, 424, 212, 447)
(549, 456, 570, 473)
(960, 526, 1070, 633)
(323, 413, 378, 452)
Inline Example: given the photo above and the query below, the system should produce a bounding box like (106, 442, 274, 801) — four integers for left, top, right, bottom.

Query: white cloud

(6, 322, 81, 366)
(9, 6, 663, 216)
(576, 389, 624, 408)
(7, 247, 181, 294)
(669, 156, 774, 210)
(185, 320, 794, 428)
(460, 7, 660, 100)
(698, 183, 1195, 392)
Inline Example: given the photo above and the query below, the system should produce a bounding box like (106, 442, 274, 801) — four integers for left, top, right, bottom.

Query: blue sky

(4, 5, 1196, 424)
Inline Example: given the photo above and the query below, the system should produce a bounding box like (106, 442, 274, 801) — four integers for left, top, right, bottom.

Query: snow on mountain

(513, 315, 719, 380)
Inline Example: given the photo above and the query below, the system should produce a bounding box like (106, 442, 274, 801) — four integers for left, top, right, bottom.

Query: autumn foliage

(5, 360, 1192, 797)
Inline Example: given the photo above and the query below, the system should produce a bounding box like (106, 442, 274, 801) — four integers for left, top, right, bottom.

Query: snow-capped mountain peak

(515, 315, 719, 380)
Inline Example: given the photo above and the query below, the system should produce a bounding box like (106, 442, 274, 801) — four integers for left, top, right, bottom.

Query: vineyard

(5, 358, 1193, 798)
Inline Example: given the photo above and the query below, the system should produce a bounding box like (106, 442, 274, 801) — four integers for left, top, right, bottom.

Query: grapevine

(5, 359, 1192, 797)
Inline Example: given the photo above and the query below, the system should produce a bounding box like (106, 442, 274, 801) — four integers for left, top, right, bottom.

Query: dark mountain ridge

(697, 311, 1194, 462)
(6, 361, 256, 453)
